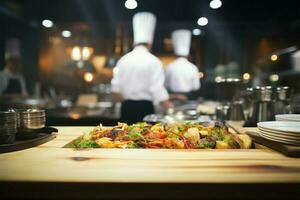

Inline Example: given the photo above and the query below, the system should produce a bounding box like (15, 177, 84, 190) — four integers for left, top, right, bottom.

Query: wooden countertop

(0, 126, 300, 199)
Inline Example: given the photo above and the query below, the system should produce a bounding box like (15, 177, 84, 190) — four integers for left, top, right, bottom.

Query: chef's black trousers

(121, 100, 154, 125)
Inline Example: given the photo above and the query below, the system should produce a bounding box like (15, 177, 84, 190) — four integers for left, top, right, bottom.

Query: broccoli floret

(198, 137, 216, 149)
(73, 139, 99, 148)
(211, 127, 225, 141)
(223, 135, 233, 143)
(127, 128, 143, 140)
(178, 126, 185, 132)
(126, 141, 141, 149)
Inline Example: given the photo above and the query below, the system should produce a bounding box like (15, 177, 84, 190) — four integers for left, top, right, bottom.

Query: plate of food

(70, 122, 252, 149)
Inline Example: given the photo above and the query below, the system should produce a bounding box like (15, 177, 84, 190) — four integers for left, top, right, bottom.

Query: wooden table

(0, 126, 300, 199)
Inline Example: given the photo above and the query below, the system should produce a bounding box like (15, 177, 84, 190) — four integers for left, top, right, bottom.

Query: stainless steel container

(227, 101, 245, 121)
(275, 86, 293, 114)
(17, 109, 46, 138)
(0, 110, 18, 144)
(215, 105, 230, 122)
(250, 86, 276, 123)
(244, 86, 296, 126)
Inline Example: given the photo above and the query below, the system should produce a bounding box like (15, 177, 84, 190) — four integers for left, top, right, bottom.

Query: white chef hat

(5, 38, 21, 60)
(172, 29, 191, 56)
(133, 12, 157, 45)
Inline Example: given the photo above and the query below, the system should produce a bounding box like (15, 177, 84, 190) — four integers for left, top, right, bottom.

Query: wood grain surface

(1, 126, 300, 199)
(0, 126, 300, 184)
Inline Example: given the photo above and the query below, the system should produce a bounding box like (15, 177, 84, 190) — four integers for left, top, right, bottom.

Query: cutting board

(226, 121, 300, 158)
(246, 131, 300, 158)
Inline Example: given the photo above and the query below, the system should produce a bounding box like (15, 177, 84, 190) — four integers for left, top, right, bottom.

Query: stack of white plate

(275, 114, 300, 122)
(257, 121, 300, 145)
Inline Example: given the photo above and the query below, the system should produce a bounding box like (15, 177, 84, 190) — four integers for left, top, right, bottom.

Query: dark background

(1, 0, 300, 95)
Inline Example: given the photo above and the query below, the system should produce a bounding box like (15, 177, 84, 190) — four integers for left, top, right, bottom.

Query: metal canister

(249, 86, 276, 124)
(227, 101, 245, 121)
(0, 110, 18, 144)
(276, 86, 293, 114)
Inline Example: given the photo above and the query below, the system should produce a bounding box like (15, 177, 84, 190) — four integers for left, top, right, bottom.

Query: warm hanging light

(199, 72, 204, 79)
(243, 73, 251, 80)
(197, 17, 208, 26)
(84, 72, 94, 82)
(70, 46, 93, 61)
(82, 47, 92, 60)
(215, 76, 223, 83)
(269, 74, 279, 82)
(71, 46, 81, 61)
(271, 54, 278, 61)
(42, 19, 53, 28)
(192, 29, 202, 36)
(210, 0, 222, 9)
(62, 30, 72, 38)
(125, 0, 138, 9)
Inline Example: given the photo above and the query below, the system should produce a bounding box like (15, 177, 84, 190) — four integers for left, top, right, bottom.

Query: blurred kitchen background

(1, 0, 300, 126)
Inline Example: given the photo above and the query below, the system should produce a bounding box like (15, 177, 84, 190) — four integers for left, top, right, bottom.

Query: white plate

(276, 114, 300, 122)
(257, 121, 300, 134)
(259, 132, 300, 146)
(258, 128, 300, 141)
(258, 127, 300, 138)
(260, 134, 300, 146)
(259, 132, 300, 145)
(259, 130, 300, 142)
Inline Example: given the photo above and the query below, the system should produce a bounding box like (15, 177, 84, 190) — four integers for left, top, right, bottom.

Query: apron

(3, 78, 22, 95)
(121, 100, 154, 125)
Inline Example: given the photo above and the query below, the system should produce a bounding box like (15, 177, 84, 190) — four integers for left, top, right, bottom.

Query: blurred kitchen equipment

(143, 112, 195, 124)
(0, 97, 50, 110)
(76, 94, 98, 107)
(215, 104, 230, 122)
(248, 86, 276, 125)
(291, 94, 300, 114)
(292, 50, 300, 71)
(215, 78, 245, 101)
(143, 107, 212, 124)
(144, 99, 217, 124)
(276, 114, 300, 122)
(197, 101, 220, 115)
(245, 86, 294, 126)
(17, 109, 46, 138)
(143, 114, 166, 124)
(227, 101, 245, 121)
(275, 86, 293, 114)
(0, 110, 18, 144)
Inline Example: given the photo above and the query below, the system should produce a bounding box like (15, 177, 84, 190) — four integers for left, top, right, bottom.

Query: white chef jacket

(111, 45, 169, 104)
(165, 57, 200, 93)
(0, 68, 27, 96)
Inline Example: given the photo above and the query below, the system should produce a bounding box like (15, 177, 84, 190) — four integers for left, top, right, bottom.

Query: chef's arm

(192, 69, 201, 91)
(160, 100, 174, 109)
(149, 64, 173, 108)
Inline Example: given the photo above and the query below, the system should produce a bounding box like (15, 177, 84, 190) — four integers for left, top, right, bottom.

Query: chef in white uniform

(165, 29, 200, 100)
(111, 12, 173, 124)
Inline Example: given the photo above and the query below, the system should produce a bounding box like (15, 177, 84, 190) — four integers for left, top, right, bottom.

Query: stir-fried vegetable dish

(72, 122, 252, 149)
